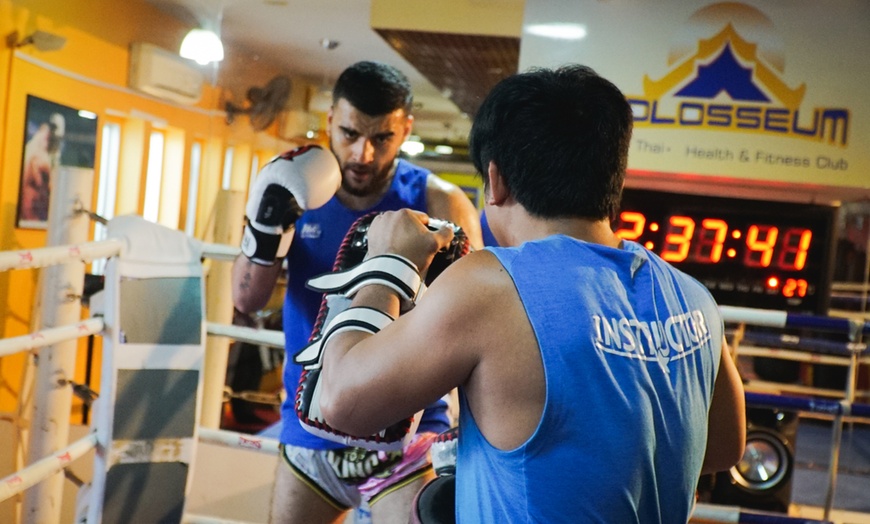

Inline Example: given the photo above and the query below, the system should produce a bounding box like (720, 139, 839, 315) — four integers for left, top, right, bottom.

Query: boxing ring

(0, 191, 868, 522)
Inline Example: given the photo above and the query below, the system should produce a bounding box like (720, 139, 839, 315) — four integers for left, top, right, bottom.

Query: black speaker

(708, 407, 798, 513)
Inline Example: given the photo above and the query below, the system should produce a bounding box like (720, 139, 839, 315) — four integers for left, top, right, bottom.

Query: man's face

(328, 98, 412, 197)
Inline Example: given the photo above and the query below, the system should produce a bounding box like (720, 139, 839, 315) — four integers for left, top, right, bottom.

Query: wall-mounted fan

(225, 75, 292, 131)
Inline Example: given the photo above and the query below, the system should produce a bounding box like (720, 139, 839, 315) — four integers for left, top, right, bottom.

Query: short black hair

(469, 64, 633, 220)
(332, 61, 413, 116)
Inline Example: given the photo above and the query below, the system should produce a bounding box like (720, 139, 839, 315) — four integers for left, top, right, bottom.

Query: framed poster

(17, 95, 98, 229)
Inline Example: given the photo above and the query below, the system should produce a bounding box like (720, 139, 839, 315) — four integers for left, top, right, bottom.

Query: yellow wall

(0, 0, 309, 414)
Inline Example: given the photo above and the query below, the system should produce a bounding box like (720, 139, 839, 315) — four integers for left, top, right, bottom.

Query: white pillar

(23, 166, 94, 524)
(200, 190, 245, 428)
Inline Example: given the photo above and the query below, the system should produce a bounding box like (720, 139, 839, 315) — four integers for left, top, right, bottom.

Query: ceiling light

(400, 141, 425, 156)
(434, 145, 454, 155)
(525, 23, 587, 40)
(180, 29, 224, 65)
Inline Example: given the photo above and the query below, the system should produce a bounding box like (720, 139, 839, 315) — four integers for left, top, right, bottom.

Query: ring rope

(691, 503, 833, 524)
(746, 392, 870, 419)
(0, 318, 104, 358)
(0, 433, 98, 502)
(197, 427, 280, 456)
(0, 238, 239, 273)
(737, 345, 867, 367)
(720, 306, 870, 338)
(205, 322, 284, 349)
(740, 331, 868, 357)
(0, 239, 123, 272)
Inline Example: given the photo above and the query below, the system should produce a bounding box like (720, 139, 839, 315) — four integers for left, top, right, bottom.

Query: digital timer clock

(614, 188, 838, 314)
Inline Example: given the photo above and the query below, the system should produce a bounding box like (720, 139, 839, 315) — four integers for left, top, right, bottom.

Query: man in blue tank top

(231, 61, 482, 523)
(314, 65, 746, 523)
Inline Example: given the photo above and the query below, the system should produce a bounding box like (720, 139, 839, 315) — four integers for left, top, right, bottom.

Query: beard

(339, 160, 394, 197)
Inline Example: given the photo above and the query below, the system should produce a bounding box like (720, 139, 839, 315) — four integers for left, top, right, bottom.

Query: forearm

(323, 285, 401, 369)
(231, 254, 283, 313)
(319, 285, 402, 433)
(701, 340, 747, 474)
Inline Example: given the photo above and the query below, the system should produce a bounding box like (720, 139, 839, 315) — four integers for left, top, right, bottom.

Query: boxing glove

(241, 145, 341, 265)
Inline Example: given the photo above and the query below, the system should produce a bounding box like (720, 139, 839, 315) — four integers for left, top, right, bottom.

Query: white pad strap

(306, 255, 424, 309)
(294, 307, 394, 370)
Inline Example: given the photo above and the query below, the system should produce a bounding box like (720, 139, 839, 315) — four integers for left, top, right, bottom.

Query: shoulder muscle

(425, 174, 484, 249)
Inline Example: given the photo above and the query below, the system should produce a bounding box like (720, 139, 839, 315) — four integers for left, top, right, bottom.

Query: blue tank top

(480, 211, 499, 247)
(280, 159, 450, 448)
(455, 236, 722, 522)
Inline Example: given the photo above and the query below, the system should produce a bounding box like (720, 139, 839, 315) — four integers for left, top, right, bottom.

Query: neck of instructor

(491, 200, 622, 250)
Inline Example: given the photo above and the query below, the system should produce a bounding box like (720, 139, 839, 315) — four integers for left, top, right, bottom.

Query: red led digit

(796, 278, 808, 297)
(777, 228, 813, 270)
(693, 218, 728, 263)
(661, 216, 695, 262)
(744, 225, 778, 267)
(782, 278, 796, 297)
(782, 278, 808, 298)
(614, 211, 645, 240)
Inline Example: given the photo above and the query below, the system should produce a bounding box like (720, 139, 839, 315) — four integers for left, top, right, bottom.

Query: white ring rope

(719, 305, 788, 328)
(200, 243, 241, 262)
(0, 433, 98, 502)
(0, 238, 237, 273)
(206, 322, 284, 349)
(0, 318, 104, 358)
(197, 427, 280, 456)
(0, 239, 123, 272)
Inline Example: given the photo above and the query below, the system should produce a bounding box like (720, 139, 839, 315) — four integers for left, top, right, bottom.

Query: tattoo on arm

(240, 270, 252, 290)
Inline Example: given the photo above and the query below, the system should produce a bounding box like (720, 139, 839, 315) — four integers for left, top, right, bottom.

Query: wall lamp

(179, 28, 224, 65)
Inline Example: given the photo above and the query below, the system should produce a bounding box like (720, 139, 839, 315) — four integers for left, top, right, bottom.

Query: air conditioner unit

(129, 42, 204, 105)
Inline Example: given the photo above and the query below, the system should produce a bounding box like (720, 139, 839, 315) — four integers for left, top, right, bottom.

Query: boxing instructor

(314, 65, 747, 522)
(231, 61, 482, 523)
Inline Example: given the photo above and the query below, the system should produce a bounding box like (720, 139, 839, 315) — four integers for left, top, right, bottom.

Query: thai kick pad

(293, 211, 469, 450)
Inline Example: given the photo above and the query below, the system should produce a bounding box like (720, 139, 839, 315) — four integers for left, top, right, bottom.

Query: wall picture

(17, 95, 98, 229)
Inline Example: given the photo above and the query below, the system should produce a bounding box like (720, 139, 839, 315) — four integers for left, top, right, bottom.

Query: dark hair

(332, 61, 413, 116)
(469, 64, 632, 220)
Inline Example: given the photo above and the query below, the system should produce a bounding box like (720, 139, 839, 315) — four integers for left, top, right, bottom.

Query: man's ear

(402, 113, 415, 141)
(486, 161, 508, 205)
(326, 107, 334, 138)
